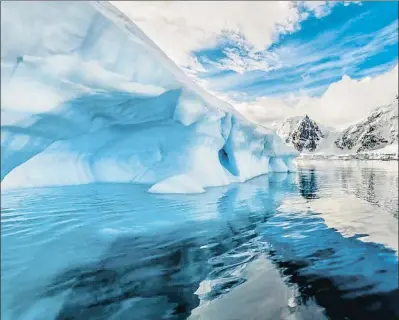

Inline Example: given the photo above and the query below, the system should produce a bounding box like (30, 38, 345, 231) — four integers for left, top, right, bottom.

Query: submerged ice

(0, 1, 297, 192)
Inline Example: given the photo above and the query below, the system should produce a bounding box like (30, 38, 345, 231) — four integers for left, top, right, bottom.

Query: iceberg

(0, 1, 298, 193)
(148, 174, 205, 194)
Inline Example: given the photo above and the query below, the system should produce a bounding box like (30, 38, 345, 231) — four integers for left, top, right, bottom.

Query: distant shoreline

(297, 154, 398, 161)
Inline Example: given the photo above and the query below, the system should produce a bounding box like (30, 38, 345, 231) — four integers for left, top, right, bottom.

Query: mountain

(0, 1, 297, 192)
(277, 115, 326, 152)
(334, 101, 398, 153)
(276, 101, 398, 156)
(287, 115, 324, 152)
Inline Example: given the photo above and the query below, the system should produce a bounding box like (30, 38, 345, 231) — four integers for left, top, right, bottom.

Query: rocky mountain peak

(278, 115, 325, 152)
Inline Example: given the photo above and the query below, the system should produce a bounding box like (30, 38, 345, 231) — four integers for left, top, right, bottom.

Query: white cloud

(302, 1, 336, 18)
(229, 64, 398, 129)
(111, 1, 340, 70)
(197, 18, 398, 95)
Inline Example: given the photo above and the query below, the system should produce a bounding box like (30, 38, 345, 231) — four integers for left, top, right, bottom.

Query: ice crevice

(0, 1, 298, 193)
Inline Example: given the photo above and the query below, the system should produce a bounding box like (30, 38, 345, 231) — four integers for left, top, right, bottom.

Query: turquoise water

(1, 160, 398, 320)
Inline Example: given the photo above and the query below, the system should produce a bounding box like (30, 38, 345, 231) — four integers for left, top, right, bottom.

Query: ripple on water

(1, 161, 398, 320)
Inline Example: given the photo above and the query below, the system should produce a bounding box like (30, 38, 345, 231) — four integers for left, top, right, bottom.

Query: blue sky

(191, 1, 398, 101)
(116, 1, 398, 127)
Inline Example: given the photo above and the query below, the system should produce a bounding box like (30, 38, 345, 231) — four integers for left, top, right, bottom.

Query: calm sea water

(1, 160, 398, 320)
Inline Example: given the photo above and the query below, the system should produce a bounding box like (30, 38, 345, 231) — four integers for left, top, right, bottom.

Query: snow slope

(276, 116, 303, 142)
(368, 143, 398, 155)
(0, 1, 298, 192)
(334, 101, 398, 153)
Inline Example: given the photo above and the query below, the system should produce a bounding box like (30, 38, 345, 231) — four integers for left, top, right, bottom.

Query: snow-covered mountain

(277, 115, 325, 152)
(0, 1, 297, 192)
(334, 101, 398, 153)
(276, 100, 398, 157)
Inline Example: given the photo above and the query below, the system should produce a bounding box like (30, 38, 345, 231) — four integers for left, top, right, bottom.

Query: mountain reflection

(299, 168, 319, 200)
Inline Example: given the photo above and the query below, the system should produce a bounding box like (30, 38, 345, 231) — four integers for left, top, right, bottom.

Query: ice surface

(148, 174, 205, 194)
(1, 1, 298, 192)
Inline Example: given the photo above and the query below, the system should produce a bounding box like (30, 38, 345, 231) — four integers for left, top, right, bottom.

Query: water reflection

(263, 207, 398, 320)
(298, 168, 319, 200)
(1, 162, 398, 320)
(322, 161, 398, 218)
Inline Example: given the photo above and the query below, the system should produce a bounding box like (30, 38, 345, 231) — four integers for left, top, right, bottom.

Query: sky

(112, 1, 398, 129)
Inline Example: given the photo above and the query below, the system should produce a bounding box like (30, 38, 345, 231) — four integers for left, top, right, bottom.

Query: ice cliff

(1, 1, 297, 192)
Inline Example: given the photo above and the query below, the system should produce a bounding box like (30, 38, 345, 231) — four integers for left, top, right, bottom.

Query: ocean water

(1, 160, 398, 320)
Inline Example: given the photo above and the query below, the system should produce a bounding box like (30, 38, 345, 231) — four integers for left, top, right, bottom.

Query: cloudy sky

(112, 1, 398, 129)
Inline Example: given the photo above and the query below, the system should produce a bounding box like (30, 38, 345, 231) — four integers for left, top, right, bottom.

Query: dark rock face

(289, 115, 324, 152)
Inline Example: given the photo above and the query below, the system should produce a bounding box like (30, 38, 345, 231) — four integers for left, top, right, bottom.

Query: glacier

(0, 1, 297, 193)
